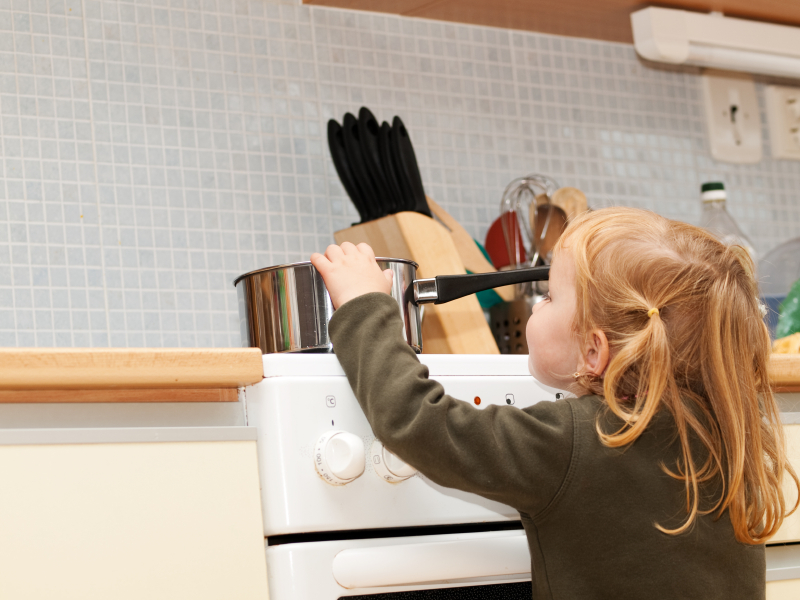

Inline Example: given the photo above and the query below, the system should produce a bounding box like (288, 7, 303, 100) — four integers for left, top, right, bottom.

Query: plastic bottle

(760, 236, 800, 338)
(699, 182, 758, 267)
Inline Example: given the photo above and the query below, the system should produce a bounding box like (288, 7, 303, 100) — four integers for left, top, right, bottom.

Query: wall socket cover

(766, 85, 800, 160)
(701, 73, 762, 164)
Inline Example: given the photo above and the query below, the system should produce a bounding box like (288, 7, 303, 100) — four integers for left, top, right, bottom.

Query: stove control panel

(370, 439, 417, 483)
(314, 430, 365, 485)
(247, 360, 568, 536)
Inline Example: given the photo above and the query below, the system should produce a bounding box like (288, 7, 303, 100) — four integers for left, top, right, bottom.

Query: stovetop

(261, 353, 536, 378)
(247, 354, 565, 537)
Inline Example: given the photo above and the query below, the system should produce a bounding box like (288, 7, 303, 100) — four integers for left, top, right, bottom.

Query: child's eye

(540, 292, 551, 301)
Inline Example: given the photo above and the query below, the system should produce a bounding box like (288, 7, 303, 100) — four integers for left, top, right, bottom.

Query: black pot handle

(413, 266, 550, 305)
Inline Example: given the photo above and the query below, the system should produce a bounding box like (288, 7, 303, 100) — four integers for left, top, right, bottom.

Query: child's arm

(312, 244, 575, 515)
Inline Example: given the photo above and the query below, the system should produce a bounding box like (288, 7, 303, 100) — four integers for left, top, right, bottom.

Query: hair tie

(647, 307, 659, 319)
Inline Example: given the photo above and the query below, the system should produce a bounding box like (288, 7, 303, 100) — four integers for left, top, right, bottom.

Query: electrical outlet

(701, 73, 762, 164)
(766, 85, 800, 160)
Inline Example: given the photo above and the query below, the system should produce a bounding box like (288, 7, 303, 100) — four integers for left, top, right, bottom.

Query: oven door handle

(332, 531, 530, 589)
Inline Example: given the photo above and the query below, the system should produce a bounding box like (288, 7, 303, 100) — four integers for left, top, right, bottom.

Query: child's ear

(582, 329, 610, 378)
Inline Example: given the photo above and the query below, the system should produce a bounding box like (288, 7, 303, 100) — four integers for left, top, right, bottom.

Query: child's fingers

(323, 244, 345, 262)
(382, 269, 393, 284)
(357, 243, 376, 260)
(340, 241, 359, 256)
(310, 252, 332, 274)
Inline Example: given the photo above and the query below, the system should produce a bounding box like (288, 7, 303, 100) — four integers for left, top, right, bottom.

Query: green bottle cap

(701, 182, 725, 193)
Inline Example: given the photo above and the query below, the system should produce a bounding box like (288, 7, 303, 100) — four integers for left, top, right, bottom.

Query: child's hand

(310, 242, 394, 309)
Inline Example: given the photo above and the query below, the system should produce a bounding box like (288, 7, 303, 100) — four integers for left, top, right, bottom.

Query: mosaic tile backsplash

(1, 0, 799, 347)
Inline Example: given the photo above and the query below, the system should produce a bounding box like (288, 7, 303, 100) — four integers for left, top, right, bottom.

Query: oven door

(266, 529, 533, 599)
(266, 528, 800, 599)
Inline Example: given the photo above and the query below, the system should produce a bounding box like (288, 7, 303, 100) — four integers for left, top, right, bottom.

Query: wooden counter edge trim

(770, 354, 800, 388)
(0, 349, 796, 391)
(0, 388, 239, 403)
(0, 348, 264, 390)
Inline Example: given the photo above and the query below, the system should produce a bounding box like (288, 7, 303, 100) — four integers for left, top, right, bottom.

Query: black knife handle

(342, 112, 381, 221)
(394, 116, 433, 218)
(378, 121, 405, 215)
(389, 118, 416, 212)
(327, 120, 369, 224)
(433, 266, 550, 305)
(359, 107, 401, 214)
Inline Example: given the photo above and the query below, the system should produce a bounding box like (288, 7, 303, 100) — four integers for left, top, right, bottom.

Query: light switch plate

(766, 85, 800, 160)
(701, 73, 762, 164)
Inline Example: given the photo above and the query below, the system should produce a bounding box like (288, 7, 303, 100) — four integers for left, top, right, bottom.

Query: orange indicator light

(474, 396, 481, 405)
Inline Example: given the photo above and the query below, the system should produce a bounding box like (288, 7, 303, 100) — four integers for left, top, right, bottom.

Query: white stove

(243, 354, 563, 598)
(243, 354, 800, 599)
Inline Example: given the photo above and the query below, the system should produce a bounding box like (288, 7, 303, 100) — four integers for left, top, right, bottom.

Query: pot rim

(232, 257, 419, 287)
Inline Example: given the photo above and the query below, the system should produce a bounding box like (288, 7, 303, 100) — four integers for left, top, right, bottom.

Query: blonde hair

(555, 206, 798, 544)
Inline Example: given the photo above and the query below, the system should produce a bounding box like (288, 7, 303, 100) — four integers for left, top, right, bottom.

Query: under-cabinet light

(631, 7, 800, 80)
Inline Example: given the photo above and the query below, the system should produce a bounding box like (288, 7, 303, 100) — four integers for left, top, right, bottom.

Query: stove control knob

(314, 431, 365, 486)
(370, 439, 417, 483)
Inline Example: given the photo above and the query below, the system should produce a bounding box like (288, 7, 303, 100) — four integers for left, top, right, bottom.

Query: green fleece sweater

(329, 293, 765, 599)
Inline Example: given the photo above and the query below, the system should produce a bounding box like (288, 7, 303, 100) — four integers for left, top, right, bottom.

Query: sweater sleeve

(329, 292, 575, 516)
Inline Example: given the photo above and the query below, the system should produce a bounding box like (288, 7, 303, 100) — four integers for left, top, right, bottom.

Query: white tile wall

(1, 0, 799, 347)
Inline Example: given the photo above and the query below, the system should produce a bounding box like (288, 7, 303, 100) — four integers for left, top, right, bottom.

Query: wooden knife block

(334, 212, 499, 354)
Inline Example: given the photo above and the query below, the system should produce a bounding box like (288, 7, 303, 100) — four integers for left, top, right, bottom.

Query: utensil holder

(334, 211, 499, 354)
(489, 299, 533, 355)
(488, 280, 548, 354)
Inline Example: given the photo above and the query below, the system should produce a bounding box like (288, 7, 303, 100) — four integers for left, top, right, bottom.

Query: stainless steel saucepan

(234, 260, 549, 354)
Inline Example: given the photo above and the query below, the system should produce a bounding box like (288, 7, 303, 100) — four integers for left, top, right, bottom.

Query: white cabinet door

(767, 579, 800, 599)
(0, 437, 268, 600)
(769, 424, 800, 544)
(766, 423, 800, 597)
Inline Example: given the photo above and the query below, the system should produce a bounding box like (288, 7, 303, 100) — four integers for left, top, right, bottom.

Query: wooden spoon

(530, 204, 567, 265)
(549, 187, 588, 223)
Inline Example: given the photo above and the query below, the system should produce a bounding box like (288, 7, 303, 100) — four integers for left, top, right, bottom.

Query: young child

(310, 206, 798, 599)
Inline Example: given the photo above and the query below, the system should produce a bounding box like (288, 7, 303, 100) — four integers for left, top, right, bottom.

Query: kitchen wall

(1, 0, 799, 347)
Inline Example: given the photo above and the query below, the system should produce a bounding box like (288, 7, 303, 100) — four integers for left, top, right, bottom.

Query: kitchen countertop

(768, 354, 800, 392)
(0, 348, 264, 403)
(0, 349, 796, 402)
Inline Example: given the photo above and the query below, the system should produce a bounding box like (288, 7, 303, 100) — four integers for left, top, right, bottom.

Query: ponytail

(557, 207, 799, 544)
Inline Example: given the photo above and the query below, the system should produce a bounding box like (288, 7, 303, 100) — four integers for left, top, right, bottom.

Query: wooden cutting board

(426, 197, 515, 302)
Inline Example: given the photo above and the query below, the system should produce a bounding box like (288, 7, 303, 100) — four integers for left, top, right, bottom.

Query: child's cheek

(525, 319, 543, 377)
(525, 316, 536, 358)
